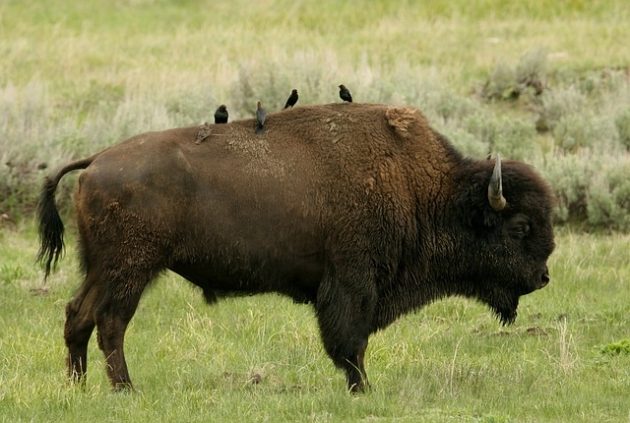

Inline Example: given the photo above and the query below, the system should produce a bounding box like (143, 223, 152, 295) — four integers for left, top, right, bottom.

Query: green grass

(2, 0, 628, 86)
(0, 2, 629, 420)
(0, 223, 628, 422)
(1, 0, 629, 115)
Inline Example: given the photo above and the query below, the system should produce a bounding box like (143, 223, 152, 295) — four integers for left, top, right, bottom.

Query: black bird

(284, 89, 299, 109)
(255, 101, 266, 134)
(338, 84, 353, 103)
(214, 105, 228, 124)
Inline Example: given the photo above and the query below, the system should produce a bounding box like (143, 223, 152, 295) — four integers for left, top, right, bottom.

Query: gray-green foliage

(479, 52, 630, 230)
(1, 52, 629, 230)
(586, 160, 630, 230)
(536, 71, 630, 230)
(535, 85, 586, 133)
(481, 49, 547, 101)
(543, 154, 630, 231)
(615, 108, 630, 150)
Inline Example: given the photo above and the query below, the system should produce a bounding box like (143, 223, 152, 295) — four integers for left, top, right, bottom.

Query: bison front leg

(316, 266, 376, 393)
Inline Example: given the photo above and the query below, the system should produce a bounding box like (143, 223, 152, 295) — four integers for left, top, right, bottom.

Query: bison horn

(488, 154, 507, 211)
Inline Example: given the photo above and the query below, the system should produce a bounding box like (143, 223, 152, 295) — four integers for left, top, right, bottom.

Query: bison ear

(481, 207, 502, 228)
(466, 202, 502, 230)
(455, 180, 501, 231)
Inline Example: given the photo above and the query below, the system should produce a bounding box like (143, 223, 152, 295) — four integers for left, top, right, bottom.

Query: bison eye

(505, 214, 531, 239)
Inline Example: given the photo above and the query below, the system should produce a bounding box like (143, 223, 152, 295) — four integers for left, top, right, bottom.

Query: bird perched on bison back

(284, 89, 298, 109)
(255, 101, 266, 134)
(339, 84, 353, 102)
(214, 105, 228, 124)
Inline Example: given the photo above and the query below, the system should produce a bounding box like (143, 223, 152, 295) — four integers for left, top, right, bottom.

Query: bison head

(453, 155, 555, 324)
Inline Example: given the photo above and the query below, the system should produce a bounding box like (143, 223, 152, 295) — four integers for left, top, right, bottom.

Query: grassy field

(3, 0, 628, 87)
(1, 1, 629, 422)
(1, 0, 630, 229)
(1, 224, 629, 422)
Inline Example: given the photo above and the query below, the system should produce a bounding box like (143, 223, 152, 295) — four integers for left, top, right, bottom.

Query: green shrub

(492, 116, 539, 161)
(540, 153, 630, 231)
(481, 63, 519, 101)
(535, 86, 586, 133)
(551, 113, 596, 152)
(599, 339, 630, 356)
(515, 48, 547, 95)
(1, 56, 629, 232)
(462, 112, 538, 161)
(414, 79, 477, 124)
(440, 125, 489, 159)
(539, 154, 591, 224)
(481, 49, 547, 101)
(586, 160, 630, 231)
(166, 84, 217, 124)
(553, 113, 619, 153)
(615, 109, 630, 150)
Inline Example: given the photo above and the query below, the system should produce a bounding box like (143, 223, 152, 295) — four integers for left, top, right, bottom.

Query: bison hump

(385, 106, 429, 140)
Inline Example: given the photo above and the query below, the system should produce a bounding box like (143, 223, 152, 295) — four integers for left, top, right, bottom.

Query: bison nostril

(540, 272, 550, 286)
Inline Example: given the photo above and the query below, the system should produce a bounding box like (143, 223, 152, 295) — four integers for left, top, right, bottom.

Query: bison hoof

(348, 381, 370, 394)
(112, 382, 134, 392)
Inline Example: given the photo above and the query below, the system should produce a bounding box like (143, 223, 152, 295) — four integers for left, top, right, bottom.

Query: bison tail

(37, 176, 65, 280)
(36, 156, 95, 280)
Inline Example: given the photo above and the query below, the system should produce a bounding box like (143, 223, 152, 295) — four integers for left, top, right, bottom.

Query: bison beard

(37, 103, 555, 393)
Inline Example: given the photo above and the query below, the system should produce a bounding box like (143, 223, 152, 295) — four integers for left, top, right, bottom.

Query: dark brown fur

(38, 103, 555, 392)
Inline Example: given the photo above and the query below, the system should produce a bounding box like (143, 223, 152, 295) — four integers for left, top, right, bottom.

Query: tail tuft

(36, 176, 65, 280)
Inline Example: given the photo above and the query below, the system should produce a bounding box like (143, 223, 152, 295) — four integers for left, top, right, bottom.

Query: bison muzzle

(37, 103, 555, 392)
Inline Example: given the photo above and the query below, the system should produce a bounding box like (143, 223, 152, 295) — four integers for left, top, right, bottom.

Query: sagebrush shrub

(440, 125, 489, 159)
(615, 109, 630, 150)
(460, 112, 538, 161)
(515, 48, 547, 96)
(482, 63, 519, 100)
(1, 58, 629, 231)
(552, 113, 596, 152)
(539, 154, 591, 224)
(481, 49, 547, 101)
(535, 86, 586, 133)
(586, 161, 630, 231)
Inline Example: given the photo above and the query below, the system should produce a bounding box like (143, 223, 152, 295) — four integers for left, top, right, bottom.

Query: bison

(38, 103, 555, 392)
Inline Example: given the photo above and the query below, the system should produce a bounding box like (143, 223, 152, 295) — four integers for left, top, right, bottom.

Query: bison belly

(169, 249, 324, 303)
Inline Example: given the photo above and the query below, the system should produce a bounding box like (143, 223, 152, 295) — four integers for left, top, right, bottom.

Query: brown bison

(38, 103, 555, 392)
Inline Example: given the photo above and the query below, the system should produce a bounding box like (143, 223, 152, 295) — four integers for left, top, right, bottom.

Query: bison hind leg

(94, 271, 156, 391)
(64, 273, 102, 384)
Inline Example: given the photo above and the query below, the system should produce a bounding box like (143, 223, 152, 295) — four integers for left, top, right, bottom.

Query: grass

(0, 223, 628, 422)
(1, 0, 630, 228)
(1, 1, 629, 421)
(2, 1, 629, 88)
